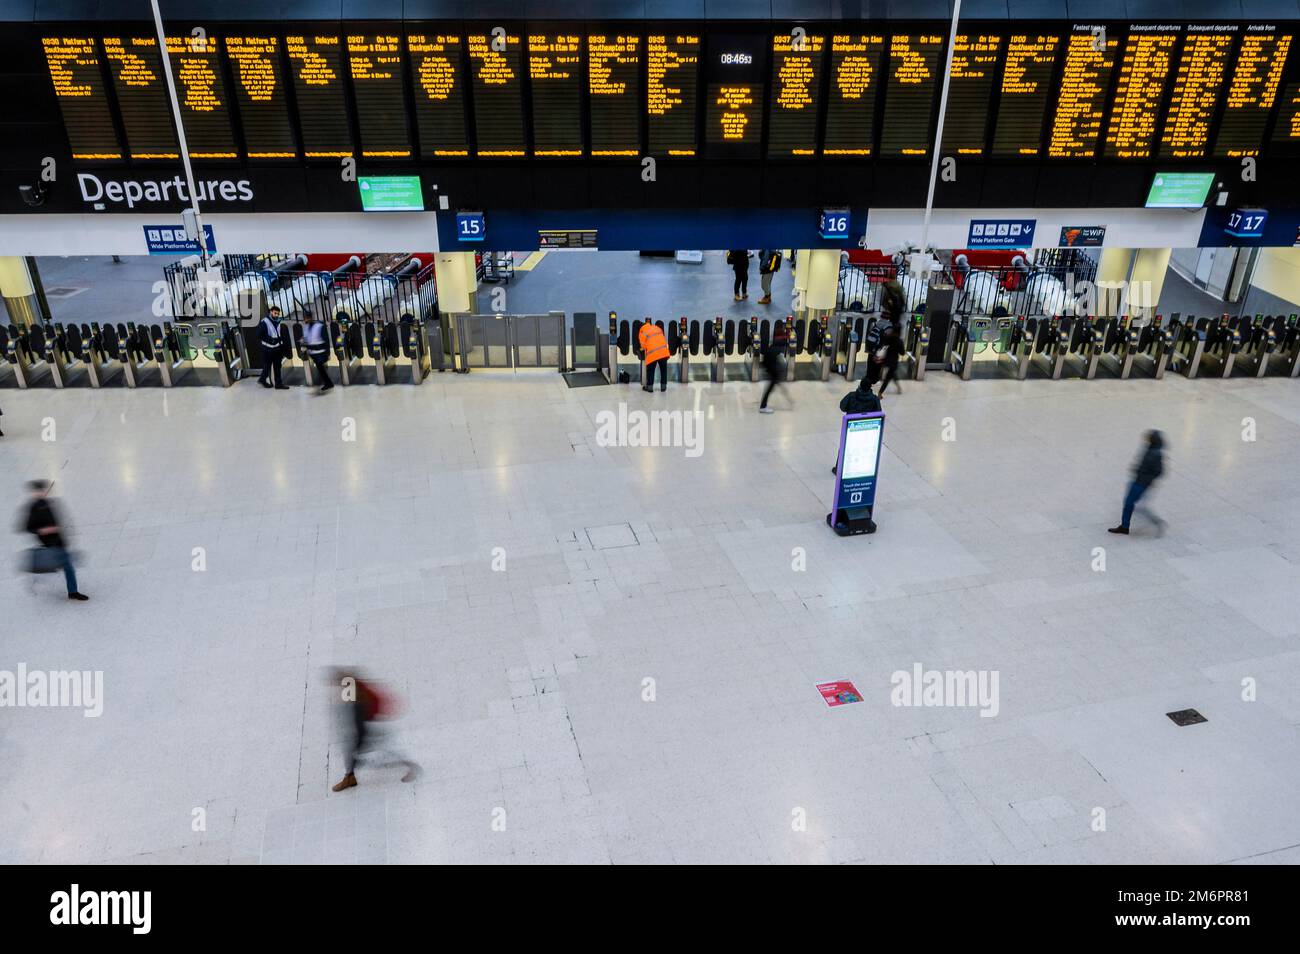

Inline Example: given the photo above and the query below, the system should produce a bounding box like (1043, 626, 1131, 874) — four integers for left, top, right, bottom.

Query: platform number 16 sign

(456, 211, 486, 242)
(820, 208, 850, 241)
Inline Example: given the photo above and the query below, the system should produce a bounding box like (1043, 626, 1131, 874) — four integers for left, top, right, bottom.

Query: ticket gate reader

(818, 317, 836, 381)
(906, 314, 930, 381)
(1094, 316, 1140, 379)
(675, 317, 690, 383)
(2, 323, 55, 388)
(154, 322, 195, 386)
(84, 322, 128, 387)
(1032, 316, 1070, 379)
(711, 317, 726, 382)
(1129, 315, 1175, 379)
(332, 316, 365, 385)
(842, 317, 864, 381)
(1199, 315, 1241, 378)
(1169, 314, 1207, 378)
(1233, 315, 1275, 378)
(45, 323, 94, 387)
(1264, 314, 1300, 376)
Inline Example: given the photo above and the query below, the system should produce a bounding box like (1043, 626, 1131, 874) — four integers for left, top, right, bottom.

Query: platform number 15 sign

(456, 211, 486, 242)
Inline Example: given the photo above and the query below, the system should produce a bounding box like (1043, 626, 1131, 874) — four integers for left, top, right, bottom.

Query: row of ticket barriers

(603, 311, 1300, 384)
(604, 312, 933, 384)
(0, 313, 444, 389)
(945, 312, 1300, 381)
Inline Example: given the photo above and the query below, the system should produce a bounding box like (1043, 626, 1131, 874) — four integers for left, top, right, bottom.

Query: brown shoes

(331, 772, 358, 792)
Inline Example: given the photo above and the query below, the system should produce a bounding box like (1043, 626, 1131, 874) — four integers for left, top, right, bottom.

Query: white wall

(0, 213, 440, 256)
(864, 208, 1208, 251)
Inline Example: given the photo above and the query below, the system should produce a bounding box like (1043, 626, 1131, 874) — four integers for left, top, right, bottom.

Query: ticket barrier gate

(789, 316, 828, 381)
(1231, 315, 1275, 378)
(947, 315, 1032, 380)
(1052, 317, 1102, 380)
(1198, 316, 1241, 378)
(1030, 316, 1070, 379)
(1, 323, 56, 387)
(903, 314, 930, 382)
(83, 322, 130, 387)
(1262, 314, 1300, 376)
(840, 315, 867, 381)
(719, 317, 762, 381)
(44, 322, 95, 387)
(367, 318, 399, 384)
(332, 315, 366, 385)
(1128, 315, 1175, 379)
(1168, 314, 1207, 379)
(153, 321, 195, 387)
(1093, 316, 1141, 379)
(172, 320, 241, 386)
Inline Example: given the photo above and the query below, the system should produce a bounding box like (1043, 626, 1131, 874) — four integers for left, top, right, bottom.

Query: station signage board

(143, 223, 215, 255)
(358, 176, 424, 212)
(1059, 226, 1105, 247)
(967, 218, 1035, 249)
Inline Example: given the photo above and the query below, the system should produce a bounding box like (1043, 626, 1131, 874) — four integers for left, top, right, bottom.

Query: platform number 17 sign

(1224, 208, 1267, 240)
(456, 211, 486, 242)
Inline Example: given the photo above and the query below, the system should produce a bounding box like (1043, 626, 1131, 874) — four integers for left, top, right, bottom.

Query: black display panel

(103, 35, 179, 159)
(588, 32, 640, 157)
(225, 34, 298, 159)
(941, 34, 1001, 156)
(467, 28, 525, 157)
(1214, 30, 1292, 157)
(347, 33, 411, 158)
(165, 35, 237, 159)
(880, 34, 943, 158)
(768, 30, 825, 158)
(1047, 29, 1121, 158)
(285, 32, 353, 158)
(992, 33, 1060, 157)
(705, 33, 764, 157)
(1104, 29, 1178, 159)
(529, 32, 583, 157)
(41, 35, 122, 160)
(647, 31, 699, 156)
(406, 32, 469, 158)
(1159, 30, 1235, 158)
(823, 33, 884, 157)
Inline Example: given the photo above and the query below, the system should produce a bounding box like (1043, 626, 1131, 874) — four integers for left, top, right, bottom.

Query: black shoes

(259, 379, 272, 389)
(642, 385, 652, 392)
(274, 384, 290, 390)
(1107, 526, 1129, 535)
(68, 592, 89, 601)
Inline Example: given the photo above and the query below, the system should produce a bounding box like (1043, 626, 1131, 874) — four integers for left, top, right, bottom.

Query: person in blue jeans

(1109, 430, 1166, 536)
(22, 480, 88, 600)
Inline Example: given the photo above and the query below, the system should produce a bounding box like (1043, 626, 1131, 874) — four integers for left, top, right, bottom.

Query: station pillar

(1095, 248, 1134, 317)
(1246, 248, 1300, 307)
(0, 256, 40, 327)
(794, 248, 839, 320)
(1128, 248, 1172, 318)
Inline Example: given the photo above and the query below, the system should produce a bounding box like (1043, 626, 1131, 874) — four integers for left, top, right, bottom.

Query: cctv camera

(19, 182, 48, 208)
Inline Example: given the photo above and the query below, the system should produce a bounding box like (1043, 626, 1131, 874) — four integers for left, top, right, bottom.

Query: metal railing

(837, 251, 1100, 319)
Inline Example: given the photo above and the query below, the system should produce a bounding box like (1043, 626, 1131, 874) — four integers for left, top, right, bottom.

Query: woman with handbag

(20, 479, 88, 601)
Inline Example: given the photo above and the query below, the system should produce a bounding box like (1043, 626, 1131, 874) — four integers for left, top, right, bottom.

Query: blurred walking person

(331, 669, 420, 792)
(302, 309, 333, 392)
(20, 480, 88, 601)
(759, 319, 791, 413)
(874, 318, 904, 397)
(1109, 430, 1167, 536)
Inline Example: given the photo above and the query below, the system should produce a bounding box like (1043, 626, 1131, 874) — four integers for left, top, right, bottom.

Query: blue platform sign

(819, 208, 851, 241)
(967, 218, 1035, 249)
(827, 412, 885, 535)
(1224, 208, 1268, 240)
(456, 211, 486, 242)
(143, 224, 215, 256)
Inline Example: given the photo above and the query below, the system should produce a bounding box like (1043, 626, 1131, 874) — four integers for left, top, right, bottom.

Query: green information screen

(1144, 172, 1214, 208)
(358, 175, 424, 211)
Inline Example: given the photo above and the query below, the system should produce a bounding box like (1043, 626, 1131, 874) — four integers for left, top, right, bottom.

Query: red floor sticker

(817, 681, 863, 707)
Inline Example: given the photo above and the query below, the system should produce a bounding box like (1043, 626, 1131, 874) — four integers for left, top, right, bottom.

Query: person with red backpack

(331, 669, 420, 792)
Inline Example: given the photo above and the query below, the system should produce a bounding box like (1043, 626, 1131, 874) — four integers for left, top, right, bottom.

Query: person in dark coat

(832, 378, 883, 474)
(257, 306, 289, 389)
(1109, 430, 1166, 535)
(727, 250, 751, 301)
(21, 479, 88, 600)
(759, 319, 791, 413)
(874, 319, 904, 396)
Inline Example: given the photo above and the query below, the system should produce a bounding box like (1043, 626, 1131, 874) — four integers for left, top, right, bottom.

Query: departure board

(1159, 31, 1235, 158)
(286, 34, 353, 158)
(706, 34, 765, 157)
(588, 33, 640, 156)
(823, 34, 884, 156)
(346, 34, 410, 158)
(529, 33, 583, 157)
(941, 34, 1002, 156)
(1214, 31, 1293, 157)
(880, 34, 944, 157)
(1270, 79, 1300, 152)
(226, 36, 297, 159)
(41, 36, 122, 160)
(407, 33, 469, 158)
(647, 33, 699, 156)
(164, 36, 237, 159)
(468, 30, 525, 157)
(103, 36, 178, 159)
(768, 31, 825, 158)
(1047, 31, 1120, 158)
(1104, 30, 1177, 159)
(992, 34, 1060, 157)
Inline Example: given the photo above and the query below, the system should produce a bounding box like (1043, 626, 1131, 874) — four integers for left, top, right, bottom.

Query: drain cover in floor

(44, 286, 87, 299)
(1166, 708, 1207, 726)
(585, 523, 638, 549)
(563, 371, 609, 388)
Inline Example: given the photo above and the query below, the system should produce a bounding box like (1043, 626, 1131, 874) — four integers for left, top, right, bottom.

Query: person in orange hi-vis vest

(638, 320, 670, 392)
